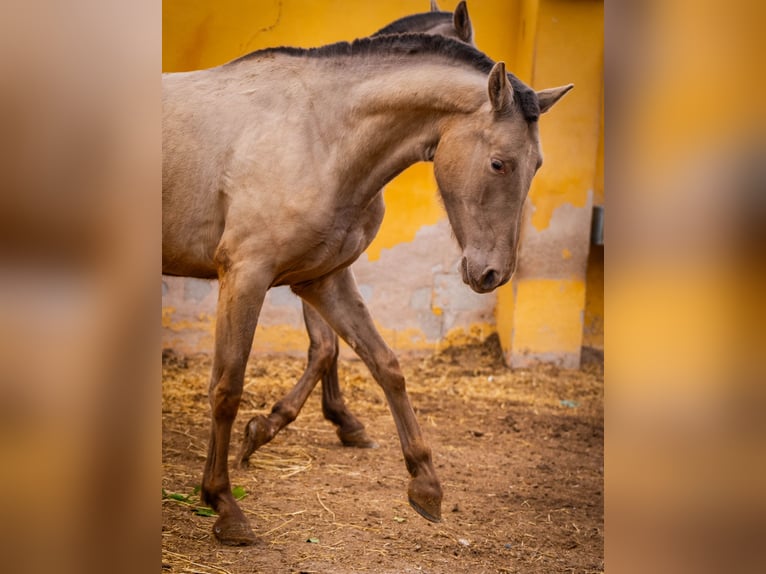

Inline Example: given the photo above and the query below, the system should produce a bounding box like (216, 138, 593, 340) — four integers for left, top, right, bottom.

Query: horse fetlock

(320, 400, 345, 425)
(210, 385, 243, 420)
(403, 442, 434, 473)
(201, 480, 230, 508)
(337, 427, 379, 449)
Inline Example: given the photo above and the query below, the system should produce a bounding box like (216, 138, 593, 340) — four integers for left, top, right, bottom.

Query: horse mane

(229, 33, 540, 123)
(370, 12, 451, 37)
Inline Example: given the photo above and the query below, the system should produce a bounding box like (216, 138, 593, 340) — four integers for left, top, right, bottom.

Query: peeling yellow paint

(164, 305, 497, 355)
(364, 163, 445, 262)
(161, 307, 175, 328)
(529, 183, 591, 231)
(431, 306, 443, 316)
(339, 323, 497, 354)
(562, 248, 572, 260)
(495, 281, 515, 359)
(371, 325, 436, 353)
(438, 324, 496, 350)
(253, 325, 310, 354)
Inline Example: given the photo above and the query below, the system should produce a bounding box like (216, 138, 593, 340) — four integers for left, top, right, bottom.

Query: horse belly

(162, 87, 230, 277)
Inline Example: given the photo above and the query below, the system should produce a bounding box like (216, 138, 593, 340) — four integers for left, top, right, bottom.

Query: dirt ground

(162, 338, 603, 573)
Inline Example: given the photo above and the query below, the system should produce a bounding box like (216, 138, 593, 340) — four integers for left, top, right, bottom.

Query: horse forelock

(229, 33, 540, 123)
(508, 77, 540, 123)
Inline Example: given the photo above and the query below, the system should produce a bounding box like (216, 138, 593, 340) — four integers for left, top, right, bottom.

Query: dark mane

(371, 12, 452, 37)
(229, 34, 540, 122)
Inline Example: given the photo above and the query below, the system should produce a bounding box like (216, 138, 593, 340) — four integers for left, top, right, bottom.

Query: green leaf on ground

(163, 486, 245, 517)
(231, 486, 248, 500)
(195, 506, 217, 517)
(162, 490, 191, 502)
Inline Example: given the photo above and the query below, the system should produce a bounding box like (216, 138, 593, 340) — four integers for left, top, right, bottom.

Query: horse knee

(209, 376, 243, 421)
(374, 351, 405, 393)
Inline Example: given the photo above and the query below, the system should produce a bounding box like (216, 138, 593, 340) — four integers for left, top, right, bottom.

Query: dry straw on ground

(162, 338, 603, 573)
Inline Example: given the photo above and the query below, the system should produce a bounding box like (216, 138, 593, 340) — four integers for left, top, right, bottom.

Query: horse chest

(274, 198, 384, 285)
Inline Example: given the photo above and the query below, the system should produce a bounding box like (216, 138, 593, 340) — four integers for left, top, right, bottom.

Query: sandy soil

(162, 339, 603, 573)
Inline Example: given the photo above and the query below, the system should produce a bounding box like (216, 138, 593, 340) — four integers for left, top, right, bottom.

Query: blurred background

(161, 0, 605, 370)
(1, 0, 765, 572)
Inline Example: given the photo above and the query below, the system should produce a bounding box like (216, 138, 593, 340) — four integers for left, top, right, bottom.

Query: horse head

(434, 62, 573, 293)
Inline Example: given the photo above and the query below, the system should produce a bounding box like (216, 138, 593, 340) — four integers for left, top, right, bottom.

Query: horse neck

(328, 61, 487, 202)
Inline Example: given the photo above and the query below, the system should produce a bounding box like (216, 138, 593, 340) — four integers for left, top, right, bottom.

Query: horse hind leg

(202, 263, 268, 546)
(237, 301, 375, 468)
(305, 303, 378, 449)
(322, 365, 377, 448)
(236, 350, 321, 468)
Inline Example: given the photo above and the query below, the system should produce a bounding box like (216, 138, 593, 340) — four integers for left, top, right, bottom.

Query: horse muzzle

(460, 255, 512, 294)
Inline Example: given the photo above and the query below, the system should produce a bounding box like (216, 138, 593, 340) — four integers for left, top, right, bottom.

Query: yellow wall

(527, 0, 603, 233)
(495, 0, 604, 367)
(162, 1, 604, 364)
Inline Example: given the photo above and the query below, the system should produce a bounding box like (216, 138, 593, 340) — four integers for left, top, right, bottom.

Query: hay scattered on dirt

(163, 339, 603, 573)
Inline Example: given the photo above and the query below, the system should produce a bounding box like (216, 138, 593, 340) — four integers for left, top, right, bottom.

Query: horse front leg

(203, 263, 267, 546)
(293, 268, 443, 522)
(237, 301, 376, 467)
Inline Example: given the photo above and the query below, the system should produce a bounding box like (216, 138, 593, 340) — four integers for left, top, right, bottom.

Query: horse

(162, 33, 572, 545)
(236, 0, 476, 469)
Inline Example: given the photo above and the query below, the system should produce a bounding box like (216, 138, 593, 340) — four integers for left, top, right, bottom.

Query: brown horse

(236, 0, 476, 469)
(162, 33, 571, 545)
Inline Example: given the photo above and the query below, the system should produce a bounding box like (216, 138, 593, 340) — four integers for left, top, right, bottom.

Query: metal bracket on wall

(590, 205, 604, 245)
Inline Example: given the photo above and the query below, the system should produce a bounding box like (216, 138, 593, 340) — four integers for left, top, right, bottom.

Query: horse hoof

(338, 428, 379, 449)
(407, 477, 443, 523)
(237, 415, 272, 468)
(213, 515, 257, 546)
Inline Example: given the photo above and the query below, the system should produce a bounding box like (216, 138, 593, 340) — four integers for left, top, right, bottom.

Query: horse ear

(430, 0, 440, 12)
(453, 1, 473, 43)
(537, 84, 574, 114)
(488, 62, 513, 112)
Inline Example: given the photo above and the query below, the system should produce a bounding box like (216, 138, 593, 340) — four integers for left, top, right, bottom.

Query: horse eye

(490, 159, 506, 174)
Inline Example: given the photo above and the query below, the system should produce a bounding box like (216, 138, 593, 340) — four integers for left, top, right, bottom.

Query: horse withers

(162, 33, 571, 545)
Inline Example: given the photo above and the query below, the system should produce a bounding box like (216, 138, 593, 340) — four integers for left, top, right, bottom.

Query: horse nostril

(480, 269, 498, 291)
